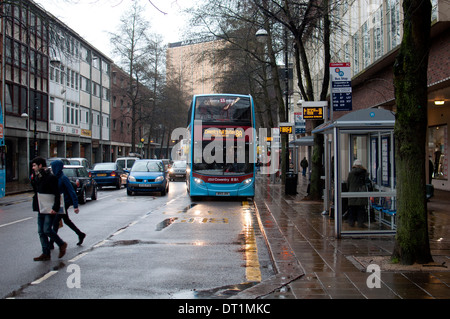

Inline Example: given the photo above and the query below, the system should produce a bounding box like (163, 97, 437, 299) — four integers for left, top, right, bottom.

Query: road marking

(0, 217, 33, 228)
(69, 252, 89, 263)
(31, 271, 58, 285)
(243, 210, 262, 283)
(93, 240, 108, 248)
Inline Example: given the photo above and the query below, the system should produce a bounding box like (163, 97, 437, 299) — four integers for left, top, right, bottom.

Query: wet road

(0, 182, 274, 298)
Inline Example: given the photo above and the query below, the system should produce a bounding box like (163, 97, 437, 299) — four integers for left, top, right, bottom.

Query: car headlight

(243, 178, 253, 185)
(128, 176, 136, 182)
(169, 168, 174, 173)
(194, 177, 204, 184)
(155, 176, 164, 182)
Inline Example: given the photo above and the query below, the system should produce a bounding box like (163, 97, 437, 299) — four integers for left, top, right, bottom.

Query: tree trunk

(392, 0, 432, 265)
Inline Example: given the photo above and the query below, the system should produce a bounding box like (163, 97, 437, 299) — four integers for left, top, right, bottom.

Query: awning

(292, 136, 314, 146)
(312, 108, 395, 134)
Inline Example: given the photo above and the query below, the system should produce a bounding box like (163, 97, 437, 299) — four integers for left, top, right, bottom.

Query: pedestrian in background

(300, 157, 308, 176)
(50, 160, 86, 246)
(30, 157, 67, 261)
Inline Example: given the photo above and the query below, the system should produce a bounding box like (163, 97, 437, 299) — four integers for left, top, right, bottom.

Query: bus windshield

(194, 95, 251, 123)
(192, 142, 253, 176)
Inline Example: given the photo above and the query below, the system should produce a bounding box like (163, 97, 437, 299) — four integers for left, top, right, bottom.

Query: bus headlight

(243, 178, 253, 185)
(194, 177, 204, 184)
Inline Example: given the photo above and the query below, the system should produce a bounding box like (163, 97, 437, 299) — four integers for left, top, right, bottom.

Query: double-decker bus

(186, 94, 256, 199)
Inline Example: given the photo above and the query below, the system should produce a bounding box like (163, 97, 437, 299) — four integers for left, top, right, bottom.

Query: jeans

(37, 213, 65, 255)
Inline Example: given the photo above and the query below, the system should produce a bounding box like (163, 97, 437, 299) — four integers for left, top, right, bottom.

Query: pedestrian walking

(50, 160, 86, 246)
(300, 157, 308, 176)
(30, 157, 67, 261)
(346, 159, 370, 227)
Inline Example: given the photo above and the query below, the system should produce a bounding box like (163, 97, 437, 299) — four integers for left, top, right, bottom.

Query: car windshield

(173, 161, 186, 168)
(69, 160, 80, 165)
(93, 163, 115, 170)
(63, 168, 77, 177)
(131, 161, 163, 172)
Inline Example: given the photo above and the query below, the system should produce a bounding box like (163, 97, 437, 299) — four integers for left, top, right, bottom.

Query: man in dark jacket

(31, 157, 67, 261)
(51, 160, 86, 246)
(346, 159, 370, 227)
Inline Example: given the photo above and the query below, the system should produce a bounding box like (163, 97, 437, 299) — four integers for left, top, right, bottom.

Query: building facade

(295, 0, 449, 191)
(1, 0, 112, 186)
(166, 37, 226, 97)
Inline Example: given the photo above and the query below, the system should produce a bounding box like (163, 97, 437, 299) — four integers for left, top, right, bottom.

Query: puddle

(171, 282, 257, 299)
(156, 217, 178, 231)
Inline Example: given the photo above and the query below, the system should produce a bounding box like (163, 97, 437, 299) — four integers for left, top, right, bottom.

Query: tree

(109, 1, 153, 153)
(392, 0, 432, 265)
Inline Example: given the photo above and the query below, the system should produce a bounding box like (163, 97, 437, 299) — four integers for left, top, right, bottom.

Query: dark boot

(33, 254, 51, 261)
(77, 233, 86, 246)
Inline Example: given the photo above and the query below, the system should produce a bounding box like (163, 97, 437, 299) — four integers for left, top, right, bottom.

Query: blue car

(126, 159, 169, 196)
(90, 162, 123, 189)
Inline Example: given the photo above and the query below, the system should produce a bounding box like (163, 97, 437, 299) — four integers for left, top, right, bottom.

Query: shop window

(428, 125, 448, 180)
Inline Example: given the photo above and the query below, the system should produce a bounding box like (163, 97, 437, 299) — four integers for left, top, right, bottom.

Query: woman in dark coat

(346, 159, 370, 227)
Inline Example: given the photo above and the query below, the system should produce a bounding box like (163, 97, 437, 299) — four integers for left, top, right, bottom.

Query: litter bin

(285, 172, 298, 195)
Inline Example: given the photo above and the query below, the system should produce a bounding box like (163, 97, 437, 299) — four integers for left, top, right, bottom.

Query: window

(80, 46, 90, 63)
(102, 87, 109, 101)
(373, 6, 384, 61)
(352, 34, 359, 74)
(102, 60, 110, 74)
(362, 21, 370, 68)
(81, 76, 90, 93)
(387, 0, 401, 51)
(50, 97, 54, 121)
(92, 55, 100, 69)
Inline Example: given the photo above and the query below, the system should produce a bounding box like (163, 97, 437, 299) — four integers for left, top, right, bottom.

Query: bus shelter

(312, 108, 396, 238)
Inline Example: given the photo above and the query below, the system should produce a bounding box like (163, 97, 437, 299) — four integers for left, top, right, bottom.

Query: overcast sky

(34, 0, 195, 58)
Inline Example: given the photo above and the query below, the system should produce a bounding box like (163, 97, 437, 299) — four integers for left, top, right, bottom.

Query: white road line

(93, 239, 108, 248)
(69, 252, 89, 263)
(0, 217, 33, 228)
(31, 271, 58, 285)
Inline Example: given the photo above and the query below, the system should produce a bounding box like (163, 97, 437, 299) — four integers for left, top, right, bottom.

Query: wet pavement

(4, 178, 449, 299)
(241, 174, 450, 299)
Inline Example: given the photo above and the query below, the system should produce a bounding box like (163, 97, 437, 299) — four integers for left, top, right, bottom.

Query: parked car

(160, 159, 173, 171)
(62, 165, 98, 204)
(69, 157, 92, 170)
(126, 159, 169, 196)
(116, 157, 140, 184)
(169, 160, 187, 181)
(47, 157, 70, 166)
(115, 157, 140, 171)
(90, 162, 123, 189)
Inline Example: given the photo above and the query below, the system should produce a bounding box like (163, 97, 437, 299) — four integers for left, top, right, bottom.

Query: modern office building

(294, 0, 449, 191)
(166, 37, 226, 97)
(1, 0, 112, 186)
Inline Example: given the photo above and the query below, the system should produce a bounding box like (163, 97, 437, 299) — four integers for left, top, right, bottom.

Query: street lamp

(256, 29, 268, 43)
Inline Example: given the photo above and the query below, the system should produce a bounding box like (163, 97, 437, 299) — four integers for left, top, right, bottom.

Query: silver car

(168, 160, 187, 181)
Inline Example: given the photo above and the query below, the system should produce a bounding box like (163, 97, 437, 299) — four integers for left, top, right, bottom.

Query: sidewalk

(5, 181, 32, 196)
(252, 175, 450, 299)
